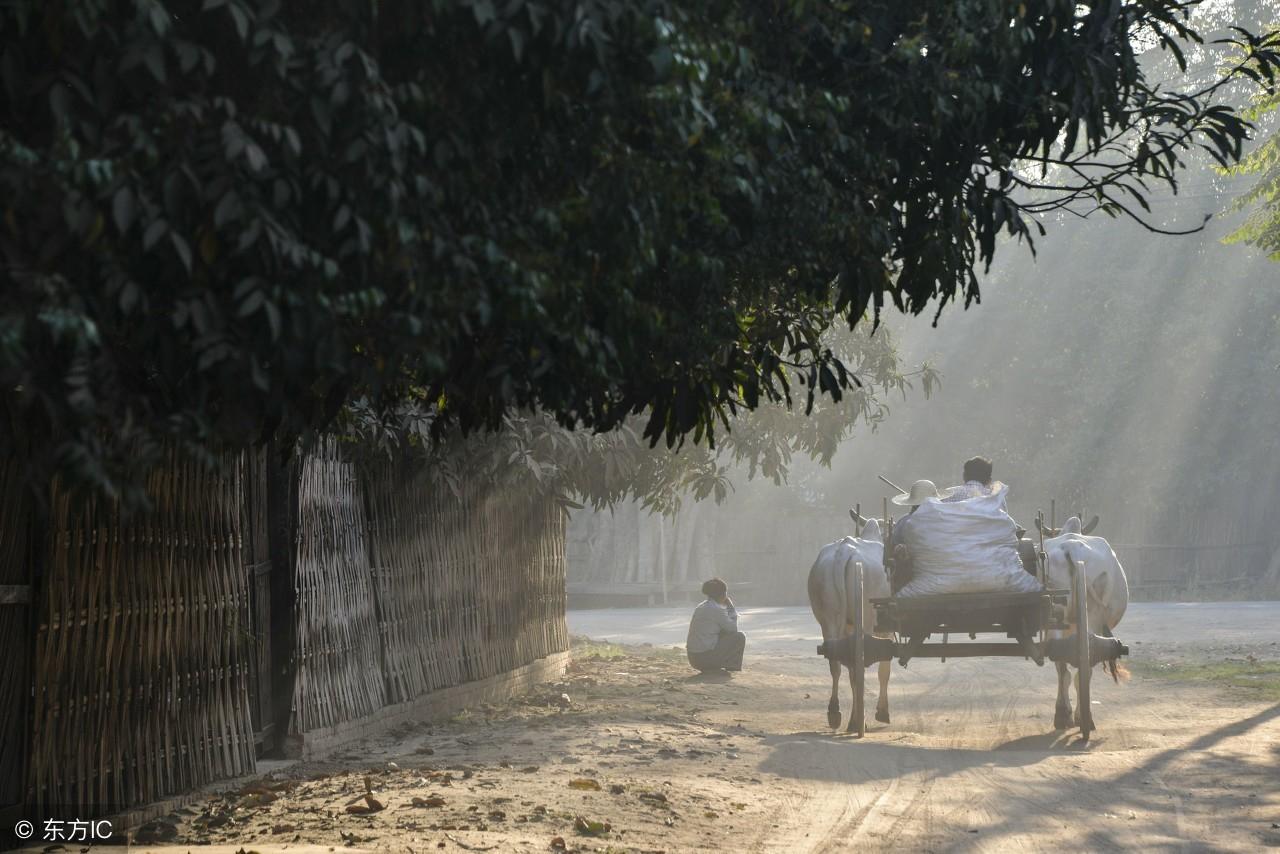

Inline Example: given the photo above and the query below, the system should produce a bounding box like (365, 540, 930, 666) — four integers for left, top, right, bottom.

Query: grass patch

(570, 636, 628, 660)
(569, 634, 687, 663)
(646, 644, 687, 663)
(1130, 659, 1280, 700)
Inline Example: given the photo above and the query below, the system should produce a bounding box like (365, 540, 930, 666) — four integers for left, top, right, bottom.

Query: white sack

(896, 483, 1042, 597)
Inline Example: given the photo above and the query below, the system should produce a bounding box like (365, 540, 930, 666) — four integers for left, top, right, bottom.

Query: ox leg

(824, 627, 842, 730)
(845, 662, 861, 733)
(875, 656, 891, 724)
(1073, 669, 1083, 727)
(826, 653, 842, 730)
(1054, 660, 1073, 730)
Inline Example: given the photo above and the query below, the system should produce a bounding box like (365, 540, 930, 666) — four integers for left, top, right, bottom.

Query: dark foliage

(1, 0, 1276, 505)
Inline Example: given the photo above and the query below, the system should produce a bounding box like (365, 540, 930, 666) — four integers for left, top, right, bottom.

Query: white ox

(807, 518, 893, 732)
(1042, 516, 1130, 729)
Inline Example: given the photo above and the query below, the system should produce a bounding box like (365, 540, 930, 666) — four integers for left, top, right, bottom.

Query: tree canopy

(1, 0, 1277, 505)
(1225, 23, 1280, 256)
(346, 320, 934, 514)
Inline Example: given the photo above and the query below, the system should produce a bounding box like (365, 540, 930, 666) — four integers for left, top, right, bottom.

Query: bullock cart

(816, 528, 1129, 741)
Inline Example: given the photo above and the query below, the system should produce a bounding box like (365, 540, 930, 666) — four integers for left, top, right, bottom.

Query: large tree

(1, 0, 1276, 504)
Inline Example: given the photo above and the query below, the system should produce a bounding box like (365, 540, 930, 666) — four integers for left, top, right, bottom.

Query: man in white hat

(887, 479, 947, 587)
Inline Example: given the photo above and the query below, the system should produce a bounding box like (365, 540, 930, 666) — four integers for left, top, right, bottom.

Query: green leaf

(214, 193, 239, 228)
(171, 232, 192, 271)
(143, 219, 168, 250)
(228, 3, 250, 39)
(143, 45, 165, 83)
(112, 186, 136, 234)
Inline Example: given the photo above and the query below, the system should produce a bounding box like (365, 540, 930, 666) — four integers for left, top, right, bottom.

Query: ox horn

(1081, 514, 1100, 535)
(1036, 518, 1062, 538)
(850, 508, 869, 526)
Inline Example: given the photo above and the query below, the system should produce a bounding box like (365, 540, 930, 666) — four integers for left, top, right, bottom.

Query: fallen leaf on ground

(411, 795, 447, 808)
(345, 794, 385, 815)
(550, 837, 567, 850)
(574, 815, 612, 837)
(568, 778, 601, 791)
(444, 832, 498, 850)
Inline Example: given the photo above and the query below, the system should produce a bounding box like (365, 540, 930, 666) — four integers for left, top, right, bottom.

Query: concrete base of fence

(284, 649, 572, 760)
(75, 653, 568, 843)
(84, 758, 299, 846)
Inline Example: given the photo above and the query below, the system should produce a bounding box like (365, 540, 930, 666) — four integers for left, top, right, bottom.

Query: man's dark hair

(701, 578, 728, 599)
(963, 456, 994, 485)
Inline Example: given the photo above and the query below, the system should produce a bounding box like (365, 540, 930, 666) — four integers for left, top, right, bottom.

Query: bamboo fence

(290, 450, 569, 732)
(4, 437, 570, 817)
(290, 439, 385, 734)
(28, 452, 257, 816)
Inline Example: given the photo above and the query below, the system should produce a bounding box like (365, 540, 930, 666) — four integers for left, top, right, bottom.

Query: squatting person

(685, 577, 746, 673)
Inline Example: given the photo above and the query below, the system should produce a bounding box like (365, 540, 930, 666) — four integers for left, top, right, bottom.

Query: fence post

(267, 439, 299, 756)
(0, 461, 39, 820)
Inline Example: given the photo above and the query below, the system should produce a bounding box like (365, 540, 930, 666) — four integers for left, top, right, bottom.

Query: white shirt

(944, 480, 999, 502)
(686, 599, 738, 654)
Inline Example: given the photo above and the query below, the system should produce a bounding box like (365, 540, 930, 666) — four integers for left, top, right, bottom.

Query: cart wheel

(850, 560, 866, 737)
(1073, 560, 1094, 741)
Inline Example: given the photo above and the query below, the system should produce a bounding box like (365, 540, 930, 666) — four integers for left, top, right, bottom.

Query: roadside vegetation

(1131, 658, 1280, 701)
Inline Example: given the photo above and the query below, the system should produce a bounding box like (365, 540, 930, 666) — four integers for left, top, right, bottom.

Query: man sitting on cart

(891, 456, 1042, 598)
(943, 455, 1000, 503)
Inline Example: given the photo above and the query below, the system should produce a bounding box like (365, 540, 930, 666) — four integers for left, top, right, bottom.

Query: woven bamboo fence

(289, 439, 386, 733)
(289, 446, 569, 733)
(28, 453, 256, 816)
(4, 436, 569, 816)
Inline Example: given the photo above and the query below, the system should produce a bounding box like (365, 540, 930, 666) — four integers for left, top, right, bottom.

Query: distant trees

(1, 1, 1277, 506)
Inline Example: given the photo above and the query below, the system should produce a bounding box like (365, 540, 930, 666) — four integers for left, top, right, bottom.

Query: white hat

(891, 479, 947, 507)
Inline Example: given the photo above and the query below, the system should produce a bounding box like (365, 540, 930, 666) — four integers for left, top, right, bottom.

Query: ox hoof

(1053, 709, 1072, 731)
(827, 709, 842, 730)
(875, 709, 890, 724)
(845, 718, 863, 734)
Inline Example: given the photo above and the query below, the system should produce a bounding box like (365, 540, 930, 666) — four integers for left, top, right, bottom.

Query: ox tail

(1098, 624, 1131, 684)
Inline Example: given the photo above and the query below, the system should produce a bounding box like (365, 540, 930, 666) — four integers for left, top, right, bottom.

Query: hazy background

(568, 1, 1280, 605)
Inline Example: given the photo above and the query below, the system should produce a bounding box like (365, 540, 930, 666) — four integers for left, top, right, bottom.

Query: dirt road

(575, 603, 1280, 852)
(129, 603, 1278, 853)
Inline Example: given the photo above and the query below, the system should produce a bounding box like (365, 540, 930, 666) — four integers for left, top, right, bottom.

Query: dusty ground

(118, 603, 1278, 853)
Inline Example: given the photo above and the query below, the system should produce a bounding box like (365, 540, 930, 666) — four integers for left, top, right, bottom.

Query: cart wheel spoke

(851, 561, 866, 737)
(1074, 560, 1093, 741)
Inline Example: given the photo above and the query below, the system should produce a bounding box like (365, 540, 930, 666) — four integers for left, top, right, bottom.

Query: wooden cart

(817, 555, 1128, 741)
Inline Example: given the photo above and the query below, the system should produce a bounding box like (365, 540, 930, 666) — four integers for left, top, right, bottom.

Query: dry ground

(104, 604, 1280, 852)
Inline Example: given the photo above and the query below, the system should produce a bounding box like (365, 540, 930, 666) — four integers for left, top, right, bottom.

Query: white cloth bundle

(896, 483, 1042, 597)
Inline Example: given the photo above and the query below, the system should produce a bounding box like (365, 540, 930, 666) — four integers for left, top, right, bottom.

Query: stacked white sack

(896, 483, 1042, 597)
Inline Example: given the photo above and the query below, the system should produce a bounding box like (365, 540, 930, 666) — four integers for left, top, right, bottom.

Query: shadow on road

(757, 731, 1061, 785)
(685, 670, 734, 684)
